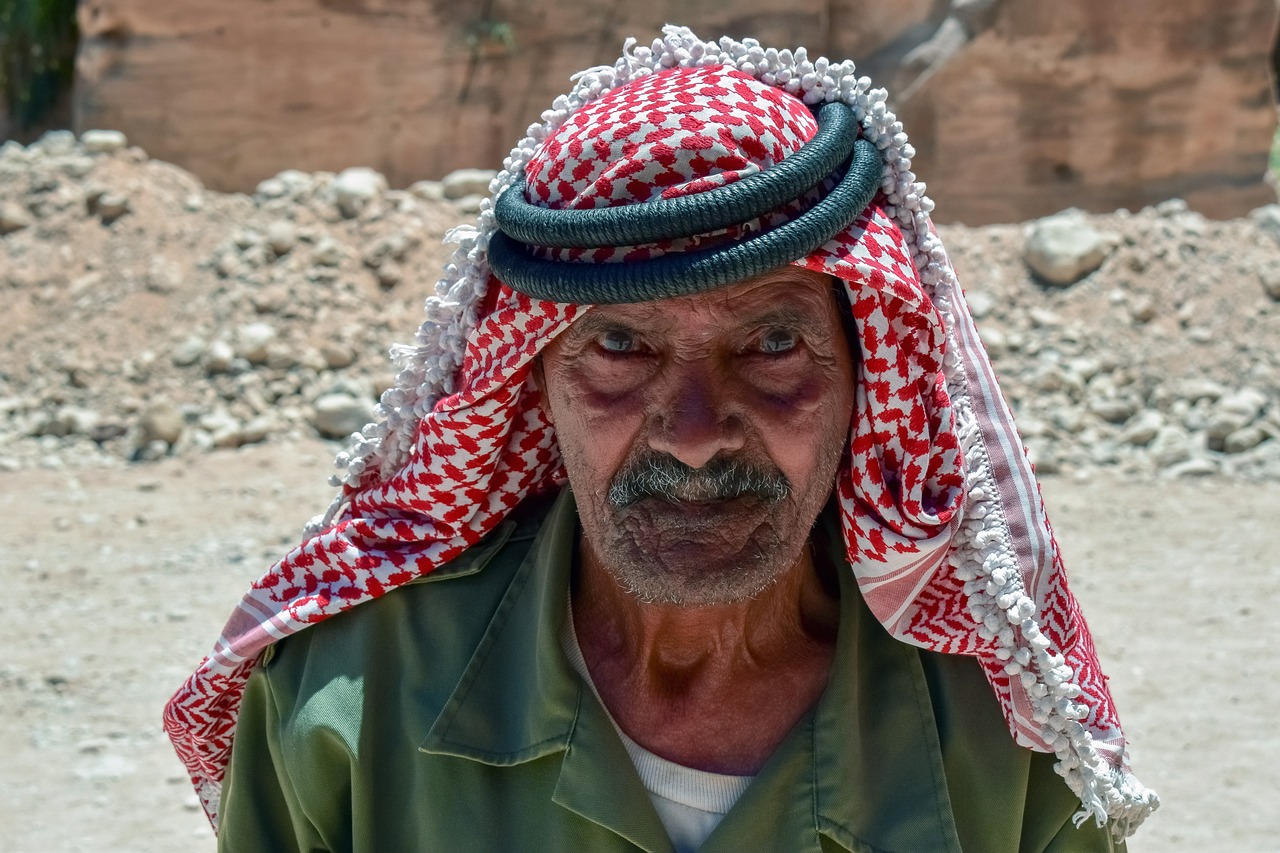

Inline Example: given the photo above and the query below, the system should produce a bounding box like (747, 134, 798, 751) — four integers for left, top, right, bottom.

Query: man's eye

(599, 330, 636, 353)
(759, 328, 798, 354)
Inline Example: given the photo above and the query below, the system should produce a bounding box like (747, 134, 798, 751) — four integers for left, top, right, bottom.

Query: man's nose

(646, 368, 745, 469)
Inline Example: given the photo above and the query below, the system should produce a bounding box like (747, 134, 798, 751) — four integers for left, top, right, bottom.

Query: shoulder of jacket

(259, 487, 562, 668)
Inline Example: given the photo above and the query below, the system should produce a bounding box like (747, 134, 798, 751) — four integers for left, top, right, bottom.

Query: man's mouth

(624, 494, 766, 520)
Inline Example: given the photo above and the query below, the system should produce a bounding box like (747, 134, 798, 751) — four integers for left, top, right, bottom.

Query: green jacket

(218, 489, 1123, 852)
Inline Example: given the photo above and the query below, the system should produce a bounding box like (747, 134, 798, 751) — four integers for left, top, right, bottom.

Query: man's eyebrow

(562, 305, 830, 340)
(560, 312, 638, 342)
(740, 307, 829, 334)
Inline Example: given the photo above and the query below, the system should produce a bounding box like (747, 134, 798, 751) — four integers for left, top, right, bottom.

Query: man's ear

(531, 354, 553, 426)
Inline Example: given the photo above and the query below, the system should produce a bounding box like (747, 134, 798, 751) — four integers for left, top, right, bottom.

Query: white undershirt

(560, 607, 754, 852)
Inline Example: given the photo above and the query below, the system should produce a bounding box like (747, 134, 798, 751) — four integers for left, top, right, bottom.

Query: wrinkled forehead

(566, 265, 840, 322)
(525, 65, 818, 210)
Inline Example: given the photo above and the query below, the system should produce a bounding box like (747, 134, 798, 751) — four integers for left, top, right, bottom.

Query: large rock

(33, 407, 101, 438)
(80, 129, 128, 153)
(233, 323, 276, 364)
(199, 409, 244, 448)
(1224, 426, 1267, 454)
(170, 335, 206, 367)
(329, 167, 387, 218)
(1206, 388, 1270, 448)
(1023, 210, 1115, 285)
(0, 201, 33, 235)
(138, 403, 185, 445)
(1252, 205, 1280, 245)
(311, 393, 374, 440)
(1119, 410, 1164, 447)
(1260, 265, 1280, 303)
(265, 220, 296, 256)
(72, 1, 1279, 222)
(1149, 425, 1193, 468)
(440, 169, 496, 201)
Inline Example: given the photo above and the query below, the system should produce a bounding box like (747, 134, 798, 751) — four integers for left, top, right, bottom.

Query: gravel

(1, 130, 1277, 482)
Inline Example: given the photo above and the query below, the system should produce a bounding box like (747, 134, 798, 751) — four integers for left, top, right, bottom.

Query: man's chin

(599, 500, 797, 605)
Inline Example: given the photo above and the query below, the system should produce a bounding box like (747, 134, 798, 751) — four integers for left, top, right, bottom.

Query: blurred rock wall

(883, 2, 1280, 223)
(72, 0, 1280, 223)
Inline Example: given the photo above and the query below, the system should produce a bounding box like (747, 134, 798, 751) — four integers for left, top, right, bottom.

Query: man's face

(539, 266, 856, 605)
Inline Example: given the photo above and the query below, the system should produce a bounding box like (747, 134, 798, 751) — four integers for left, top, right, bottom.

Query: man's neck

(570, 536, 840, 776)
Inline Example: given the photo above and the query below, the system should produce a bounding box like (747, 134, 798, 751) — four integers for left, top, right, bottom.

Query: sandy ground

(1, 439, 1277, 852)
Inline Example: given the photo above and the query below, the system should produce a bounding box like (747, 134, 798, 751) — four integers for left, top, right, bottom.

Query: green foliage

(1271, 116, 1280, 181)
(465, 19, 516, 54)
(0, 0, 79, 132)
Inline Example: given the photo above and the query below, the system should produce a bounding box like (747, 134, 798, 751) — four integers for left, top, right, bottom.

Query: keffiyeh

(164, 26, 1157, 838)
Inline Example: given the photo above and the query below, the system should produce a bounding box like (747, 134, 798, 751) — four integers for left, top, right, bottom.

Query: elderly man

(166, 27, 1155, 852)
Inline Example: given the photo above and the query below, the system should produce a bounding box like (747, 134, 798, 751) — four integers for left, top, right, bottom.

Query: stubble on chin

(583, 497, 797, 606)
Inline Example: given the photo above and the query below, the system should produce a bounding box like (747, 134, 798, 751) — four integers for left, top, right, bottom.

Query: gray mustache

(608, 454, 791, 508)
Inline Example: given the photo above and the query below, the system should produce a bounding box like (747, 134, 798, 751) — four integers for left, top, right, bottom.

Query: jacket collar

(420, 488, 673, 851)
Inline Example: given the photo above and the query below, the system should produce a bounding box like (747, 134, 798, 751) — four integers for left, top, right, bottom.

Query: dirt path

(1038, 473, 1280, 852)
(0, 441, 334, 852)
(1, 440, 1276, 851)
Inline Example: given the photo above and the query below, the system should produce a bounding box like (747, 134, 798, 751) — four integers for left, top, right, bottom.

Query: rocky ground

(2, 131, 1280, 852)
(948, 204, 1280, 482)
(0, 129, 493, 473)
(2, 130, 1279, 482)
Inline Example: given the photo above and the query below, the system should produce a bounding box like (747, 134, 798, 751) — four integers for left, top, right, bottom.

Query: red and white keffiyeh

(164, 27, 1157, 838)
